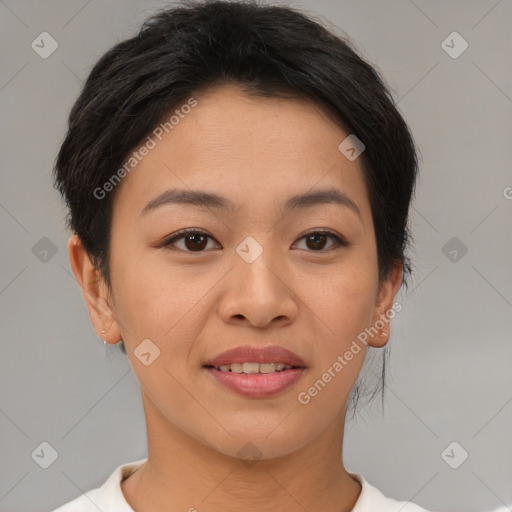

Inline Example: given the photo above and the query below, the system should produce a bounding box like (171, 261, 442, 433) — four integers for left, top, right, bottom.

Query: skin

(69, 83, 402, 512)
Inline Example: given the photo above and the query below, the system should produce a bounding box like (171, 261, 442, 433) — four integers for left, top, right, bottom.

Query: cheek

(304, 263, 377, 345)
(112, 270, 194, 341)
(302, 264, 377, 407)
(109, 246, 219, 356)
(294, 270, 375, 416)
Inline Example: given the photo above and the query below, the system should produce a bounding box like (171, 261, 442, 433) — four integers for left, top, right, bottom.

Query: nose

(217, 242, 299, 329)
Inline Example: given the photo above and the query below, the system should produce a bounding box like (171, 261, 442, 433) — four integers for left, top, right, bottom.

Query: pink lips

(205, 345, 306, 368)
(203, 345, 306, 398)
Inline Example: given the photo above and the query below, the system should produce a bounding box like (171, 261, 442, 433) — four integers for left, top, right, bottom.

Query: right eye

(161, 229, 221, 252)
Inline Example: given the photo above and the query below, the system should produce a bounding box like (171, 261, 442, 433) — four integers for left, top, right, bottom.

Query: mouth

(202, 345, 306, 398)
(205, 362, 303, 373)
(204, 344, 306, 368)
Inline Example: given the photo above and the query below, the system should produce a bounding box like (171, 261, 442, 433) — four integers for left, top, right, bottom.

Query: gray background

(1, 1, 511, 511)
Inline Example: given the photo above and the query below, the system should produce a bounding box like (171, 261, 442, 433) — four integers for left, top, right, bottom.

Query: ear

(68, 234, 122, 344)
(368, 262, 403, 348)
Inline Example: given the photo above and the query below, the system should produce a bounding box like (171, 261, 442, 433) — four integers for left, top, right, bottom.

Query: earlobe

(368, 263, 403, 348)
(67, 234, 122, 344)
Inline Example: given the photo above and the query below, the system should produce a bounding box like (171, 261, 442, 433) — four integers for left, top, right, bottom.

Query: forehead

(113, 83, 370, 218)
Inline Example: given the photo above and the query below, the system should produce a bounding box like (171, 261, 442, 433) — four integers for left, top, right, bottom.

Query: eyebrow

(140, 187, 361, 219)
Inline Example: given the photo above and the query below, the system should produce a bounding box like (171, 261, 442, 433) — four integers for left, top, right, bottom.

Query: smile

(204, 365, 306, 398)
(213, 362, 296, 373)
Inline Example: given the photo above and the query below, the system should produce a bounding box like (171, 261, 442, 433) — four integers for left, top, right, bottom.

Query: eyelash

(160, 228, 348, 253)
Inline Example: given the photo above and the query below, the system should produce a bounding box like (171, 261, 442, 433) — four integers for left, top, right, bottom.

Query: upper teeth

(217, 362, 293, 374)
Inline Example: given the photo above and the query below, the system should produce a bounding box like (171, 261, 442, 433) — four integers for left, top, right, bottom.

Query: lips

(203, 345, 306, 369)
(203, 345, 306, 398)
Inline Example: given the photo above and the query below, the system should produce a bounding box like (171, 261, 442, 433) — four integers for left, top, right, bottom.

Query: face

(72, 83, 402, 460)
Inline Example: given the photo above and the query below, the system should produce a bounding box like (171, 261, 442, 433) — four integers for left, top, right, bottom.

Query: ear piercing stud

(100, 329, 124, 347)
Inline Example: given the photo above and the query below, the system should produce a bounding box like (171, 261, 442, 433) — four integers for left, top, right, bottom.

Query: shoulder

(51, 485, 110, 512)
(50, 458, 147, 512)
(51, 489, 101, 512)
(351, 473, 430, 512)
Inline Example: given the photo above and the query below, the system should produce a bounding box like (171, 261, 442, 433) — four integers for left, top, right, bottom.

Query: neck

(122, 391, 361, 512)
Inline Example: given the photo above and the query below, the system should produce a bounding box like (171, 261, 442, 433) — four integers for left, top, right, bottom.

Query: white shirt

(51, 458, 429, 512)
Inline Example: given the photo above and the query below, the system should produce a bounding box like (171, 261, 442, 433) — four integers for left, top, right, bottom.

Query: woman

(52, 1, 426, 510)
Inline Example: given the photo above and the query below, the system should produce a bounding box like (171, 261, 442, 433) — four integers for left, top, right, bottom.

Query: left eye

(161, 229, 346, 252)
(293, 231, 347, 252)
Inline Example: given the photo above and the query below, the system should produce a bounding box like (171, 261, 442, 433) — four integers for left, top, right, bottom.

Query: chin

(204, 425, 315, 463)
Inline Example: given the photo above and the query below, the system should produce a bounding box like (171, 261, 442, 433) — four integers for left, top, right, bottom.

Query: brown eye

(294, 231, 347, 252)
(162, 229, 220, 252)
(161, 229, 347, 253)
